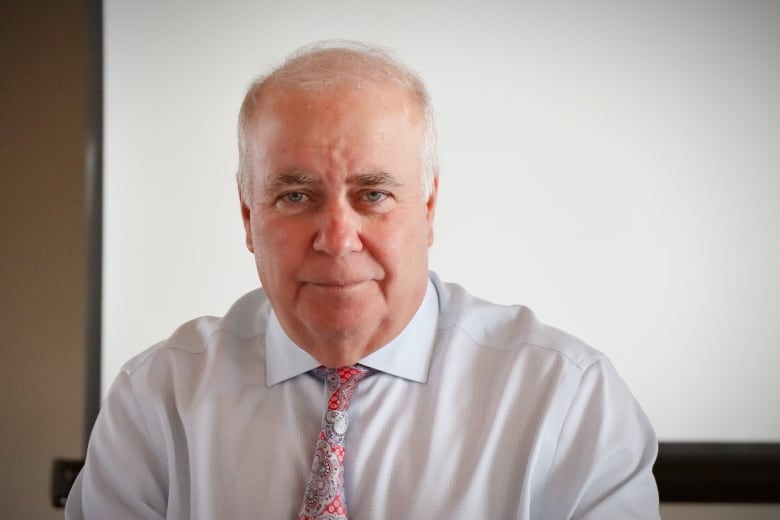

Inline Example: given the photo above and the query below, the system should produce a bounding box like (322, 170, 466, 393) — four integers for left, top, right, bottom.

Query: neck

(296, 326, 393, 368)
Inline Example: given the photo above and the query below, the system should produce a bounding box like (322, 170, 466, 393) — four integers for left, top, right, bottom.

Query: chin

(304, 306, 377, 338)
(312, 314, 369, 337)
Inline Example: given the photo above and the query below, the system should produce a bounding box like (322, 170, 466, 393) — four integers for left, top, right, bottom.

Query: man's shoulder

(120, 287, 271, 377)
(432, 274, 602, 371)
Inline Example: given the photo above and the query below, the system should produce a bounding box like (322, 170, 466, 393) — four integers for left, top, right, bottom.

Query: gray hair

(236, 40, 438, 202)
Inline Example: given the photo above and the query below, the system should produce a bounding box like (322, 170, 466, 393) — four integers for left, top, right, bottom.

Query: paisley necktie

(298, 365, 370, 520)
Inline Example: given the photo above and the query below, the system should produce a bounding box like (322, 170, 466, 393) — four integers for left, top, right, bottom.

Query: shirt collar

(265, 278, 439, 386)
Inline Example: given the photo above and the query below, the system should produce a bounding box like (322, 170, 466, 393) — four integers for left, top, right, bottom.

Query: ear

(239, 185, 255, 253)
(425, 175, 439, 247)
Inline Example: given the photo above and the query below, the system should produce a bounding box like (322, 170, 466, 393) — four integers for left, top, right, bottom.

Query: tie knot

(332, 365, 368, 384)
(313, 365, 371, 412)
(314, 364, 370, 387)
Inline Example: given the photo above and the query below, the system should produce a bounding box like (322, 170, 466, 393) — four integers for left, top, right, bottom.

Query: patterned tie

(299, 365, 370, 520)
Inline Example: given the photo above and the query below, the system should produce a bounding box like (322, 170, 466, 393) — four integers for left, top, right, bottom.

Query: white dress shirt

(66, 272, 659, 519)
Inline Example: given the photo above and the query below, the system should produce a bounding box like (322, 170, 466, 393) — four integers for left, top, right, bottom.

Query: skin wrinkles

(240, 82, 437, 367)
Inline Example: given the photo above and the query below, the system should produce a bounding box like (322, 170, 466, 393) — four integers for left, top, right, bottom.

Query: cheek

(372, 212, 431, 267)
(253, 219, 310, 272)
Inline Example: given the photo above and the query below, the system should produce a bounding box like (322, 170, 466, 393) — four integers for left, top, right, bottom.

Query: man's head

(237, 41, 439, 367)
(237, 41, 438, 204)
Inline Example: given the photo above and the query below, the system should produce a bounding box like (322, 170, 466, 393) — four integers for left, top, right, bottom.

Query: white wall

(104, 0, 780, 443)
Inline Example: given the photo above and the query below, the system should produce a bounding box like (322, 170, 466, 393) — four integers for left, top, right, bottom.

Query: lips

(305, 279, 368, 288)
(300, 269, 382, 288)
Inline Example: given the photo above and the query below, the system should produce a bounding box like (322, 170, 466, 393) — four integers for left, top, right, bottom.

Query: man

(67, 41, 659, 519)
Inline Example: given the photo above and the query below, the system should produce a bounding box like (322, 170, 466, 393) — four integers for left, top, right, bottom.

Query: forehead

(258, 76, 421, 124)
(248, 82, 424, 161)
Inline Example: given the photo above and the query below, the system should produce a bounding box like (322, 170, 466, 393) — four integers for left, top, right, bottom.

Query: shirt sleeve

(539, 356, 660, 519)
(65, 369, 169, 520)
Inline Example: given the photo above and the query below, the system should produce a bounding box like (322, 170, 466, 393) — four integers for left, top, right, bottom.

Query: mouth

(306, 280, 368, 289)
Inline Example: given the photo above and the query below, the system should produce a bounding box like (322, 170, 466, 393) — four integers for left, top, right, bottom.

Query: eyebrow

(263, 169, 404, 198)
(263, 171, 315, 199)
(350, 170, 405, 189)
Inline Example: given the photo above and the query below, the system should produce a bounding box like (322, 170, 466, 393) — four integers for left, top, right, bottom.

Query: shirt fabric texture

(66, 272, 660, 519)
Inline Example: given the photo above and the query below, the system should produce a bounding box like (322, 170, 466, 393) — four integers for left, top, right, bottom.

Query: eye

(282, 192, 308, 204)
(363, 191, 388, 203)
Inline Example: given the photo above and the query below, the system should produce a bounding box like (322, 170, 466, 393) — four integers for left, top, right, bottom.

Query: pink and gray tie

(298, 365, 370, 520)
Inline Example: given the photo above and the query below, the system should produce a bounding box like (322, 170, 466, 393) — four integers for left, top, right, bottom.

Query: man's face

(240, 82, 437, 367)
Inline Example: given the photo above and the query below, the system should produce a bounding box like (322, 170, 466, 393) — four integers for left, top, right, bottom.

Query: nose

(312, 200, 363, 257)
